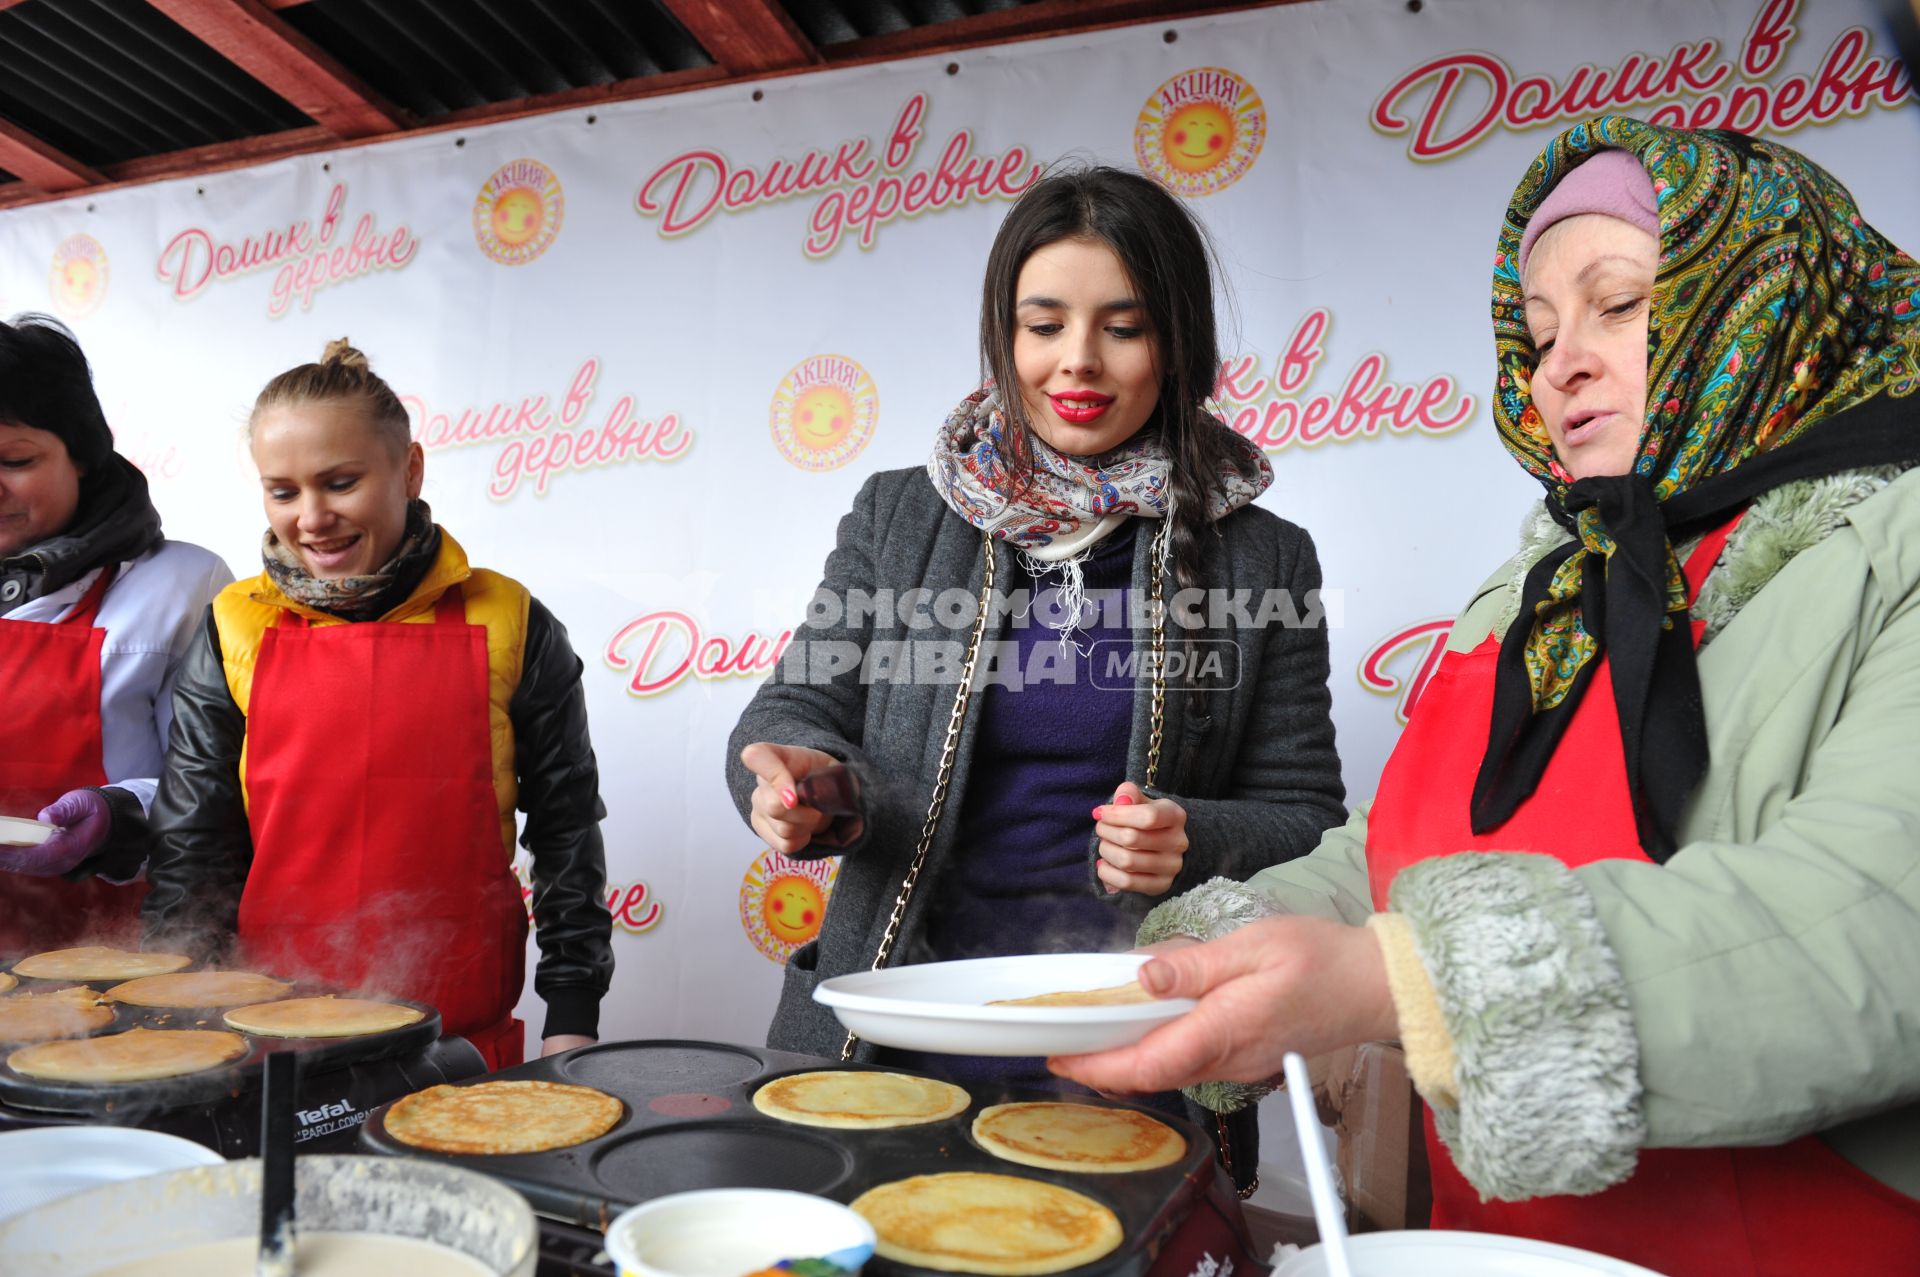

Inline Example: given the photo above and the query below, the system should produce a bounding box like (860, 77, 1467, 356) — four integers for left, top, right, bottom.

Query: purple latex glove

(2, 789, 112, 877)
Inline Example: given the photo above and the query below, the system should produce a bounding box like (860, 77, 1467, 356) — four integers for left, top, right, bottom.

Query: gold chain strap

(840, 538, 999, 1060)
(1143, 519, 1169, 790)
(838, 522, 1170, 1060)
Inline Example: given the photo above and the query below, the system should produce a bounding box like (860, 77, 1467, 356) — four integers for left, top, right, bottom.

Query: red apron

(1366, 515, 1920, 1276)
(236, 587, 528, 1070)
(0, 568, 147, 954)
(1367, 518, 1920, 1275)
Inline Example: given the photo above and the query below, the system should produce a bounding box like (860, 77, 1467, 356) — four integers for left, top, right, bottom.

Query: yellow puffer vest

(211, 531, 528, 862)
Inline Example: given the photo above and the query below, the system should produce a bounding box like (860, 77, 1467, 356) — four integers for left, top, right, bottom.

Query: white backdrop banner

(1, 0, 1914, 1058)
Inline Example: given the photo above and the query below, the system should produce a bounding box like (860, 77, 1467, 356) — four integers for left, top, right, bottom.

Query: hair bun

(320, 338, 369, 372)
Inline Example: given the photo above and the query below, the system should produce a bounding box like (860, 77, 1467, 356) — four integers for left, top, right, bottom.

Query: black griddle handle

(259, 1050, 299, 1274)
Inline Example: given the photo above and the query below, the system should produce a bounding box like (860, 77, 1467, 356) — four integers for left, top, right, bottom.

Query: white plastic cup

(605, 1189, 876, 1277)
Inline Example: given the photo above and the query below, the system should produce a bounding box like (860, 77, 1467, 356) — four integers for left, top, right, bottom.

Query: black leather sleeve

(141, 608, 252, 961)
(511, 598, 614, 1040)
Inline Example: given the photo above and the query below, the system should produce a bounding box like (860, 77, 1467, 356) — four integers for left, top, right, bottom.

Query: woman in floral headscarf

(724, 165, 1346, 1194)
(1052, 118, 1920, 1274)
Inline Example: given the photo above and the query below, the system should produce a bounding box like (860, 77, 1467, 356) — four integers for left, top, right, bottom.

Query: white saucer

(0, 1127, 224, 1224)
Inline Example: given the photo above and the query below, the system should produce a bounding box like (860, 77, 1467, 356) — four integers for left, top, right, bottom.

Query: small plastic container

(605, 1189, 876, 1277)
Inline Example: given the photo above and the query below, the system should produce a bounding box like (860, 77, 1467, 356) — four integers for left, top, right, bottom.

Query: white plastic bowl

(605, 1188, 875, 1277)
(0, 1154, 537, 1276)
(1273, 1229, 1670, 1276)
(814, 953, 1194, 1056)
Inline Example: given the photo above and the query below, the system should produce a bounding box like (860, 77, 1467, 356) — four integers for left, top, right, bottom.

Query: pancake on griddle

(12, 946, 192, 981)
(0, 986, 113, 1042)
(384, 1080, 623, 1155)
(108, 971, 293, 1009)
(851, 1171, 1122, 1275)
(753, 1070, 970, 1130)
(0, 972, 14, 994)
(988, 979, 1155, 1008)
(224, 996, 423, 1038)
(972, 1102, 1184, 1173)
(9, 1027, 247, 1082)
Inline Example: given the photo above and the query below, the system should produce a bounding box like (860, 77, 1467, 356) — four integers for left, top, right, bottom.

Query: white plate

(1273, 1229, 1670, 1276)
(814, 953, 1196, 1056)
(0, 1127, 224, 1224)
(0, 816, 55, 848)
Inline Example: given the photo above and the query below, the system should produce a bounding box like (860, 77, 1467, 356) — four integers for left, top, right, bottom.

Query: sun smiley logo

(770, 354, 878, 472)
(50, 233, 109, 319)
(739, 849, 839, 963)
(1135, 68, 1266, 198)
(473, 159, 564, 265)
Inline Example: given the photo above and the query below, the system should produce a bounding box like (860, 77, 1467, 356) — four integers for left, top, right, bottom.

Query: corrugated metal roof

(783, 0, 1040, 46)
(0, 0, 1295, 210)
(278, 0, 713, 119)
(0, 0, 312, 168)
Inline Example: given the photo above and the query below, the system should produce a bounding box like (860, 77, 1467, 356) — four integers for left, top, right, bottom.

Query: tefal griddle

(359, 1039, 1258, 1277)
(0, 968, 486, 1156)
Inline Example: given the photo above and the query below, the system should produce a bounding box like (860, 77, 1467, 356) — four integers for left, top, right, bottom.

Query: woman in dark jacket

(145, 340, 612, 1070)
(727, 167, 1347, 1191)
(0, 315, 230, 951)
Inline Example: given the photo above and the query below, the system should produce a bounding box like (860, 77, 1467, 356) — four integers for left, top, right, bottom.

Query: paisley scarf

(1474, 116, 1920, 858)
(261, 498, 441, 621)
(927, 386, 1273, 550)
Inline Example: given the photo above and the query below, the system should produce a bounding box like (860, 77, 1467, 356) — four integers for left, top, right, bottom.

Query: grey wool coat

(726, 465, 1347, 1058)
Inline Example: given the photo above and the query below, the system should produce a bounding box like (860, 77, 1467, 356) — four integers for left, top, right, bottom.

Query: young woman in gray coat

(726, 166, 1347, 1193)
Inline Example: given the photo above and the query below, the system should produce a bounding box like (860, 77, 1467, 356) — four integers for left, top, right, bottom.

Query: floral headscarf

(1474, 116, 1920, 858)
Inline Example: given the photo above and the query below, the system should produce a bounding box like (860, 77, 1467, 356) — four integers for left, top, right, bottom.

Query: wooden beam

(144, 0, 403, 138)
(828, 0, 1290, 62)
(99, 123, 334, 183)
(431, 65, 728, 129)
(0, 118, 105, 192)
(660, 0, 819, 74)
(0, 182, 52, 211)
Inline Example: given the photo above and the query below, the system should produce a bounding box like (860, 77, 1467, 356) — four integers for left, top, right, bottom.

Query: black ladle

(258, 1050, 298, 1277)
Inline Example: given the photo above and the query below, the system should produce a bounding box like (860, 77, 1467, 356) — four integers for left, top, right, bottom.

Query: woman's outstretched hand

(1048, 915, 1398, 1093)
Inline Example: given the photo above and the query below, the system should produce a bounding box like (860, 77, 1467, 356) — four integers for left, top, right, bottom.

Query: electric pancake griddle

(360, 1038, 1258, 1277)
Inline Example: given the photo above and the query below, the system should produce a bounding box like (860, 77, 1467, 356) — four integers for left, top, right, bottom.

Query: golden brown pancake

(0, 972, 15, 994)
(0, 987, 114, 1042)
(108, 971, 293, 1009)
(11, 946, 192, 981)
(851, 1172, 1122, 1275)
(384, 1080, 624, 1155)
(9, 1027, 247, 1082)
(224, 996, 423, 1038)
(988, 979, 1156, 1008)
(972, 1102, 1185, 1173)
(752, 1070, 970, 1130)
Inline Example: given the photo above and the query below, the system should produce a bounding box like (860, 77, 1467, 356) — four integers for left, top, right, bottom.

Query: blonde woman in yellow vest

(145, 340, 612, 1070)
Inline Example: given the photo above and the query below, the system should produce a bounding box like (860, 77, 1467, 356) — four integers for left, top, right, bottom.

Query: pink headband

(1517, 149, 1659, 275)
